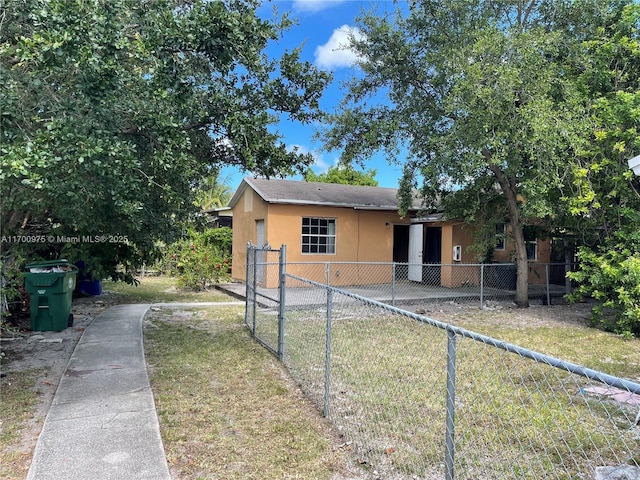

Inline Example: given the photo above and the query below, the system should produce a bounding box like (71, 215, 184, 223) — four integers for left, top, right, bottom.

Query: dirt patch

(0, 293, 119, 475)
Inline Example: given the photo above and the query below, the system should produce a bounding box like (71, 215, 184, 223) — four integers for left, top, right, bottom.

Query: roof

(228, 177, 421, 211)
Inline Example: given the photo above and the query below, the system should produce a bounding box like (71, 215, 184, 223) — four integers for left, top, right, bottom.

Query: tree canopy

(562, 4, 640, 336)
(1, 0, 330, 279)
(304, 165, 378, 186)
(323, 0, 639, 308)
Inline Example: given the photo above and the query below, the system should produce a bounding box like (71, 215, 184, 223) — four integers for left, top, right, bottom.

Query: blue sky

(220, 0, 406, 192)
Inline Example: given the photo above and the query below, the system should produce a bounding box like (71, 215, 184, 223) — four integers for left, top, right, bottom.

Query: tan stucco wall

(232, 192, 412, 286)
(232, 184, 553, 288)
(527, 239, 552, 285)
(442, 222, 477, 287)
(436, 222, 551, 287)
(231, 187, 269, 282)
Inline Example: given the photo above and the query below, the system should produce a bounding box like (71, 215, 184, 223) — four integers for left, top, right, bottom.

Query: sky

(220, 0, 406, 192)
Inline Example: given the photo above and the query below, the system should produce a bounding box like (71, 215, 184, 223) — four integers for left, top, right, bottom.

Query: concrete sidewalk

(27, 304, 171, 480)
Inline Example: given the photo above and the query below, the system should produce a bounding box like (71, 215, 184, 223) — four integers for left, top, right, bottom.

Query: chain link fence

(244, 243, 285, 357)
(245, 244, 640, 479)
(284, 261, 575, 308)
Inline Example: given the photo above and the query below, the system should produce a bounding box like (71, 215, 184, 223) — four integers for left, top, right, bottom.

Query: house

(203, 206, 233, 228)
(228, 177, 551, 288)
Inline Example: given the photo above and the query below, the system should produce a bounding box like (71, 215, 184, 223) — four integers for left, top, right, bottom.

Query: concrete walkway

(27, 304, 171, 480)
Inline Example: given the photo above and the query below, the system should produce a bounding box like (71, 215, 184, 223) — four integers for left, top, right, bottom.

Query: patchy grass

(144, 306, 362, 480)
(0, 370, 41, 480)
(103, 276, 235, 304)
(435, 306, 640, 380)
(276, 303, 640, 479)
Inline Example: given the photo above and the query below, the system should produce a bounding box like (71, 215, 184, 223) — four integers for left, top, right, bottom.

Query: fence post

(324, 288, 333, 418)
(545, 263, 551, 306)
(277, 244, 287, 362)
(392, 262, 396, 307)
(445, 329, 457, 480)
(252, 245, 258, 334)
(245, 243, 251, 328)
(480, 263, 485, 309)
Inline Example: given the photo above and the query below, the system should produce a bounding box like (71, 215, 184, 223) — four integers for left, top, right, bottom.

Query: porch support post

(546, 263, 551, 306)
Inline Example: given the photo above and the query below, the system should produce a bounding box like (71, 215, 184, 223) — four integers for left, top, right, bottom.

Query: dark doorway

(550, 238, 576, 287)
(393, 224, 410, 280)
(423, 227, 442, 285)
(393, 225, 410, 263)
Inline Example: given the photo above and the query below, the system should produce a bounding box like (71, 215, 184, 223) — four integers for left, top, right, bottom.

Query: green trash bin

(24, 260, 78, 332)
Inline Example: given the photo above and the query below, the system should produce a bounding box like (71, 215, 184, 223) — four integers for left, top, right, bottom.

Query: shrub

(1, 254, 28, 328)
(568, 226, 640, 338)
(158, 228, 232, 290)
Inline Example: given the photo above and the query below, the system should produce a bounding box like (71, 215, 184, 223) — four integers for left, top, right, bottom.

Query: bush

(157, 228, 232, 290)
(1, 254, 28, 329)
(568, 226, 640, 338)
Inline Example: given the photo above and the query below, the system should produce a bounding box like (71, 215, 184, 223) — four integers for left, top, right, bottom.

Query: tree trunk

(510, 219, 530, 308)
(487, 161, 529, 307)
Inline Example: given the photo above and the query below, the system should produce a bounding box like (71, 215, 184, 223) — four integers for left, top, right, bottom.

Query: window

(495, 223, 506, 250)
(524, 228, 537, 261)
(302, 217, 336, 254)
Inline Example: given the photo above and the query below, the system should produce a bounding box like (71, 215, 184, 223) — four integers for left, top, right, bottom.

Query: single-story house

(228, 177, 551, 288)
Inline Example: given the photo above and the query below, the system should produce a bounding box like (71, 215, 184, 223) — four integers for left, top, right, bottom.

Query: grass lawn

(271, 301, 640, 479)
(0, 370, 41, 480)
(4, 273, 638, 480)
(0, 276, 240, 480)
(144, 306, 361, 480)
(102, 276, 235, 304)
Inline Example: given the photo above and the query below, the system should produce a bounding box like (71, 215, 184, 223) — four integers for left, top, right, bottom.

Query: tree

(322, 0, 613, 307)
(304, 165, 378, 186)
(194, 173, 234, 211)
(0, 0, 330, 279)
(562, 4, 640, 336)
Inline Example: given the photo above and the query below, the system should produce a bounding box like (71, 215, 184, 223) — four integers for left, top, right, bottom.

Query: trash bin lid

(25, 259, 77, 270)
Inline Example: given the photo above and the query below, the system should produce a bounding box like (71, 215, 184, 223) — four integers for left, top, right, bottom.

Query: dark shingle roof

(229, 177, 421, 211)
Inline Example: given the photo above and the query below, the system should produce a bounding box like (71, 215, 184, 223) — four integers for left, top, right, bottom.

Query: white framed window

(302, 217, 336, 254)
(495, 223, 506, 250)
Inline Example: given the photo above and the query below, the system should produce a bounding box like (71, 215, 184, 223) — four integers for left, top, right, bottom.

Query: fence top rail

(284, 261, 574, 267)
(247, 244, 282, 253)
(284, 271, 640, 396)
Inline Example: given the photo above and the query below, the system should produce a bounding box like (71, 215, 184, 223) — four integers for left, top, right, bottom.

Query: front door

(408, 224, 423, 282)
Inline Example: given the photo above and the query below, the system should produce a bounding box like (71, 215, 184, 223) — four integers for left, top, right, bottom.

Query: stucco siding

(230, 179, 554, 291)
(231, 188, 269, 282)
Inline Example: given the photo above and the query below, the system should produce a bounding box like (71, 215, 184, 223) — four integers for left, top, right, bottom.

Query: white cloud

(312, 154, 333, 173)
(314, 25, 365, 70)
(292, 0, 347, 13)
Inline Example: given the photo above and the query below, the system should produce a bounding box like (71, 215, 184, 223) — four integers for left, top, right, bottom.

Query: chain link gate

(245, 243, 285, 360)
